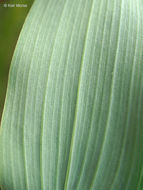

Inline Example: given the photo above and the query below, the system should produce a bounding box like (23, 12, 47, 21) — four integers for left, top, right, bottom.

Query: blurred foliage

(0, 0, 33, 120)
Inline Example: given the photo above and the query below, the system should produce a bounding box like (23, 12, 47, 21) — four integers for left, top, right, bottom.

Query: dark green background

(0, 0, 33, 120)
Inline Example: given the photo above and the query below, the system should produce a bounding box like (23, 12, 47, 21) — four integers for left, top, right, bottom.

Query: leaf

(0, 0, 143, 189)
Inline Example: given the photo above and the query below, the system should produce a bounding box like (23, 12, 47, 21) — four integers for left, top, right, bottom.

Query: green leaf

(0, 0, 143, 189)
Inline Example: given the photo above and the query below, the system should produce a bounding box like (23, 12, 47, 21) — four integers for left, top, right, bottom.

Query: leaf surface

(0, 0, 143, 190)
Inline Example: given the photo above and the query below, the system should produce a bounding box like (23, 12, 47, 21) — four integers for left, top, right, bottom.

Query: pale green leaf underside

(0, 0, 143, 189)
